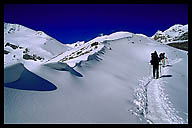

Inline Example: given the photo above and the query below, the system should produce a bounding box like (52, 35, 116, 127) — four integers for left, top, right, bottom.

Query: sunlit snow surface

(4, 23, 188, 124)
(151, 24, 188, 44)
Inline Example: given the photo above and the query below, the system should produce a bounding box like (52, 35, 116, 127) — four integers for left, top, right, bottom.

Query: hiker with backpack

(150, 51, 160, 79)
(159, 52, 167, 67)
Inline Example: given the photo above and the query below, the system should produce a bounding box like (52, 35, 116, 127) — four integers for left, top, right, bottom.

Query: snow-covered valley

(4, 23, 188, 124)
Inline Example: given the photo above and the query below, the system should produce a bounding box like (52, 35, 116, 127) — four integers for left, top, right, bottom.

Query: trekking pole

(160, 64, 161, 77)
(159, 62, 161, 78)
(166, 58, 169, 65)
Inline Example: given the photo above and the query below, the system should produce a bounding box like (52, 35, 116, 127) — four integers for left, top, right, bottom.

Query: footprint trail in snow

(131, 58, 185, 124)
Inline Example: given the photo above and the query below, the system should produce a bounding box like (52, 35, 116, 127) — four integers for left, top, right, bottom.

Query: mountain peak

(164, 24, 187, 33)
(4, 22, 70, 67)
(4, 22, 29, 34)
(151, 24, 188, 44)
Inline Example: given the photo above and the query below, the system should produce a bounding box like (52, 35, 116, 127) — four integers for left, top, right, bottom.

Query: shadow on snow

(4, 68, 57, 91)
(160, 75, 173, 78)
(44, 62, 83, 77)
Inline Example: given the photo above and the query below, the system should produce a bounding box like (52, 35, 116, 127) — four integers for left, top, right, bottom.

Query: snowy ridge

(152, 24, 188, 44)
(66, 41, 85, 48)
(4, 23, 133, 80)
(4, 22, 70, 68)
(4, 22, 30, 34)
(4, 22, 52, 38)
(88, 31, 133, 43)
(4, 23, 133, 69)
(164, 24, 188, 34)
(44, 31, 133, 68)
(44, 41, 105, 67)
(135, 33, 148, 38)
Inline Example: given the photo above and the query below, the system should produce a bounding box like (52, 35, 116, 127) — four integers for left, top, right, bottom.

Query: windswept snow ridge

(44, 31, 133, 68)
(44, 41, 104, 67)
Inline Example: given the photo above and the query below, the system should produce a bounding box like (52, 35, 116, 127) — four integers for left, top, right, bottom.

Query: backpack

(159, 53, 164, 60)
(150, 52, 159, 65)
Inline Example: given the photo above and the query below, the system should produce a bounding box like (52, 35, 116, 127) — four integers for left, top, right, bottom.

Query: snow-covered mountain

(4, 22, 71, 67)
(151, 24, 188, 44)
(4, 23, 188, 124)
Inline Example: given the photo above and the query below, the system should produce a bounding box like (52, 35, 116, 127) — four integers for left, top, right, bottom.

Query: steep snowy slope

(152, 24, 188, 44)
(4, 22, 70, 67)
(4, 29, 188, 124)
(4, 22, 71, 83)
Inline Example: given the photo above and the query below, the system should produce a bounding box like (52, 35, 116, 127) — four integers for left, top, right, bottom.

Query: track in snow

(130, 58, 185, 124)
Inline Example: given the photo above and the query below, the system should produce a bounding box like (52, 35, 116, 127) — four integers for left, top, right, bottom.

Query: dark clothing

(150, 52, 160, 66)
(150, 51, 160, 79)
(153, 65, 159, 79)
(159, 53, 165, 60)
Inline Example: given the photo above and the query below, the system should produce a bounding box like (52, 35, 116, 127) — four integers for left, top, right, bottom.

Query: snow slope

(4, 22, 70, 66)
(44, 31, 132, 68)
(4, 22, 71, 83)
(4, 23, 188, 124)
(152, 24, 188, 44)
(133, 48, 188, 124)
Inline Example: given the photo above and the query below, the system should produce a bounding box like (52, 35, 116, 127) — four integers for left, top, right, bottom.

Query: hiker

(159, 52, 167, 67)
(159, 52, 165, 67)
(150, 51, 160, 79)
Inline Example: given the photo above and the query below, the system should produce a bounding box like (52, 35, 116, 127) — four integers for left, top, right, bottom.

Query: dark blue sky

(4, 4, 188, 44)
